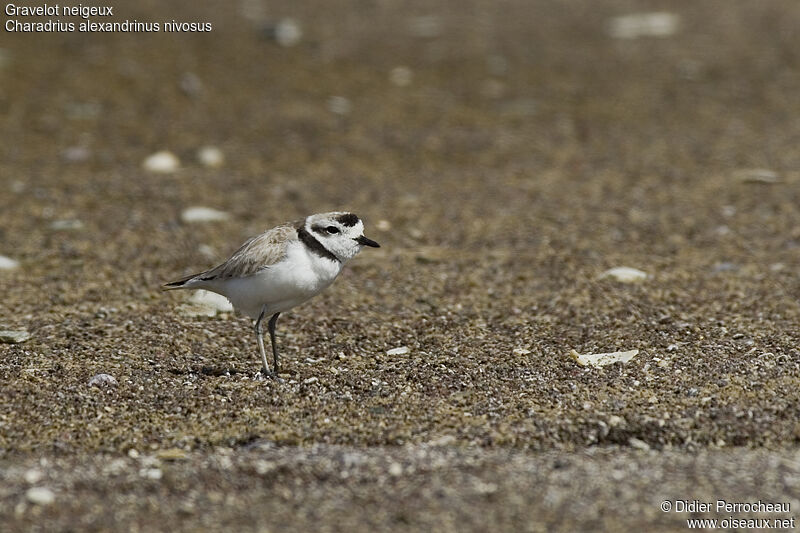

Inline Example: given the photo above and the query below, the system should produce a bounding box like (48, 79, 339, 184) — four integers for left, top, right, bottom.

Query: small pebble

(607, 12, 680, 39)
(426, 435, 456, 447)
(26, 487, 55, 505)
(712, 262, 738, 273)
(303, 376, 319, 385)
(600, 266, 648, 283)
(407, 15, 443, 38)
(628, 437, 651, 451)
(570, 349, 639, 368)
(197, 146, 225, 168)
(180, 72, 204, 96)
(386, 346, 410, 356)
(181, 206, 231, 223)
(140, 468, 163, 480)
(198, 244, 217, 260)
(512, 348, 531, 356)
(23, 469, 44, 484)
(474, 480, 498, 495)
(255, 460, 276, 475)
(62, 146, 91, 162)
(89, 373, 118, 388)
(327, 96, 352, 115)
(0, 255, 19, 270)
(239, 0, 266, 21)
(0, 330, 31, 344)
(272, 18, 302, 47)
(388, 462, 403, 477)
(376, 219, 392, 231)
(50, 219, 84, 231)
(156, 448, 188, 461)
(143, 151, 180, 173)
(389, 66, 413, 87)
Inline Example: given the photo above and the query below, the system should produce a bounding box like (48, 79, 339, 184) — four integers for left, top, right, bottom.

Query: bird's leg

(254, 306, 270, 376)
(268, 312, 281, 375)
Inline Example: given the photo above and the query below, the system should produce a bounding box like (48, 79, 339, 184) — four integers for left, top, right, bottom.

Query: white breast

(209, 241, 343, 319)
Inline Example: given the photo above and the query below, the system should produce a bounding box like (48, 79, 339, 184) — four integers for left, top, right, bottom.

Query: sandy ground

(1, 0, 800, 531)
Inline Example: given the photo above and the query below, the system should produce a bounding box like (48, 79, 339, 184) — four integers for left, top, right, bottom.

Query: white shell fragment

(188, 290, 234, 313)
(0, 255, 19, 270)
(607, 12, 680, 39)
(89, 373, 118, 388)
(181, 206, 231, 223)
(570, 349, 639, 368)
(600, 266, 648, 283)
(179, 290, 233, 317)
(386, 346, 410, 356)
(143, 151, 180, 173)
(735, 168, 781, 184)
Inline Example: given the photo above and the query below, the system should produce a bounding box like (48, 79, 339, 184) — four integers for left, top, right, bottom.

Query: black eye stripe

(311, 224, 341, 235)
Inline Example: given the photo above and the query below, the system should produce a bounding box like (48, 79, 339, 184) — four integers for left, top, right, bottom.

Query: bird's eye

(326, 226, 340, 234)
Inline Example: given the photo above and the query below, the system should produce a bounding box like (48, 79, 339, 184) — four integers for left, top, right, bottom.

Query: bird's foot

(255, 368, 285, 383)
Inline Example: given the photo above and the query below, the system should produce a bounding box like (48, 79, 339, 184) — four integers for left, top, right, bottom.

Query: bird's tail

(161, 272, 202, 291)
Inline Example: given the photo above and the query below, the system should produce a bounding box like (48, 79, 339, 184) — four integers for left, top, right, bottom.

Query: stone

(607, 12, 680, 39)
(143, 151, 180, 173)
(0, 330, 30, 344)
(600, 267, 648, 283)
(89, 374, 118, 387)
(197, 146, 224, 168)
(26, 487, 55, 505)
(181, 207, 231, 223)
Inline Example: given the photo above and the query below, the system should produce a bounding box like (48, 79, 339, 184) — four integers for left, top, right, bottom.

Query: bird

(162, 211, 380, 377)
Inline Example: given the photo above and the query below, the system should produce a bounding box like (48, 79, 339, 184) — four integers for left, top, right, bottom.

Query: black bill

(355, 235, 380, 248)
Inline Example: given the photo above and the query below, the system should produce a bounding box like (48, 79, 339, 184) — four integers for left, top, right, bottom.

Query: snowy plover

(163, 212, 380, 377)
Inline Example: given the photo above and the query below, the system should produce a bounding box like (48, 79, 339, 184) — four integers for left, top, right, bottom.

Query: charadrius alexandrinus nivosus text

(163, 212, 380, 377)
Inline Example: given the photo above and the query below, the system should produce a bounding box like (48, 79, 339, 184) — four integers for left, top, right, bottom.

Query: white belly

(205, 241, 342, 319)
